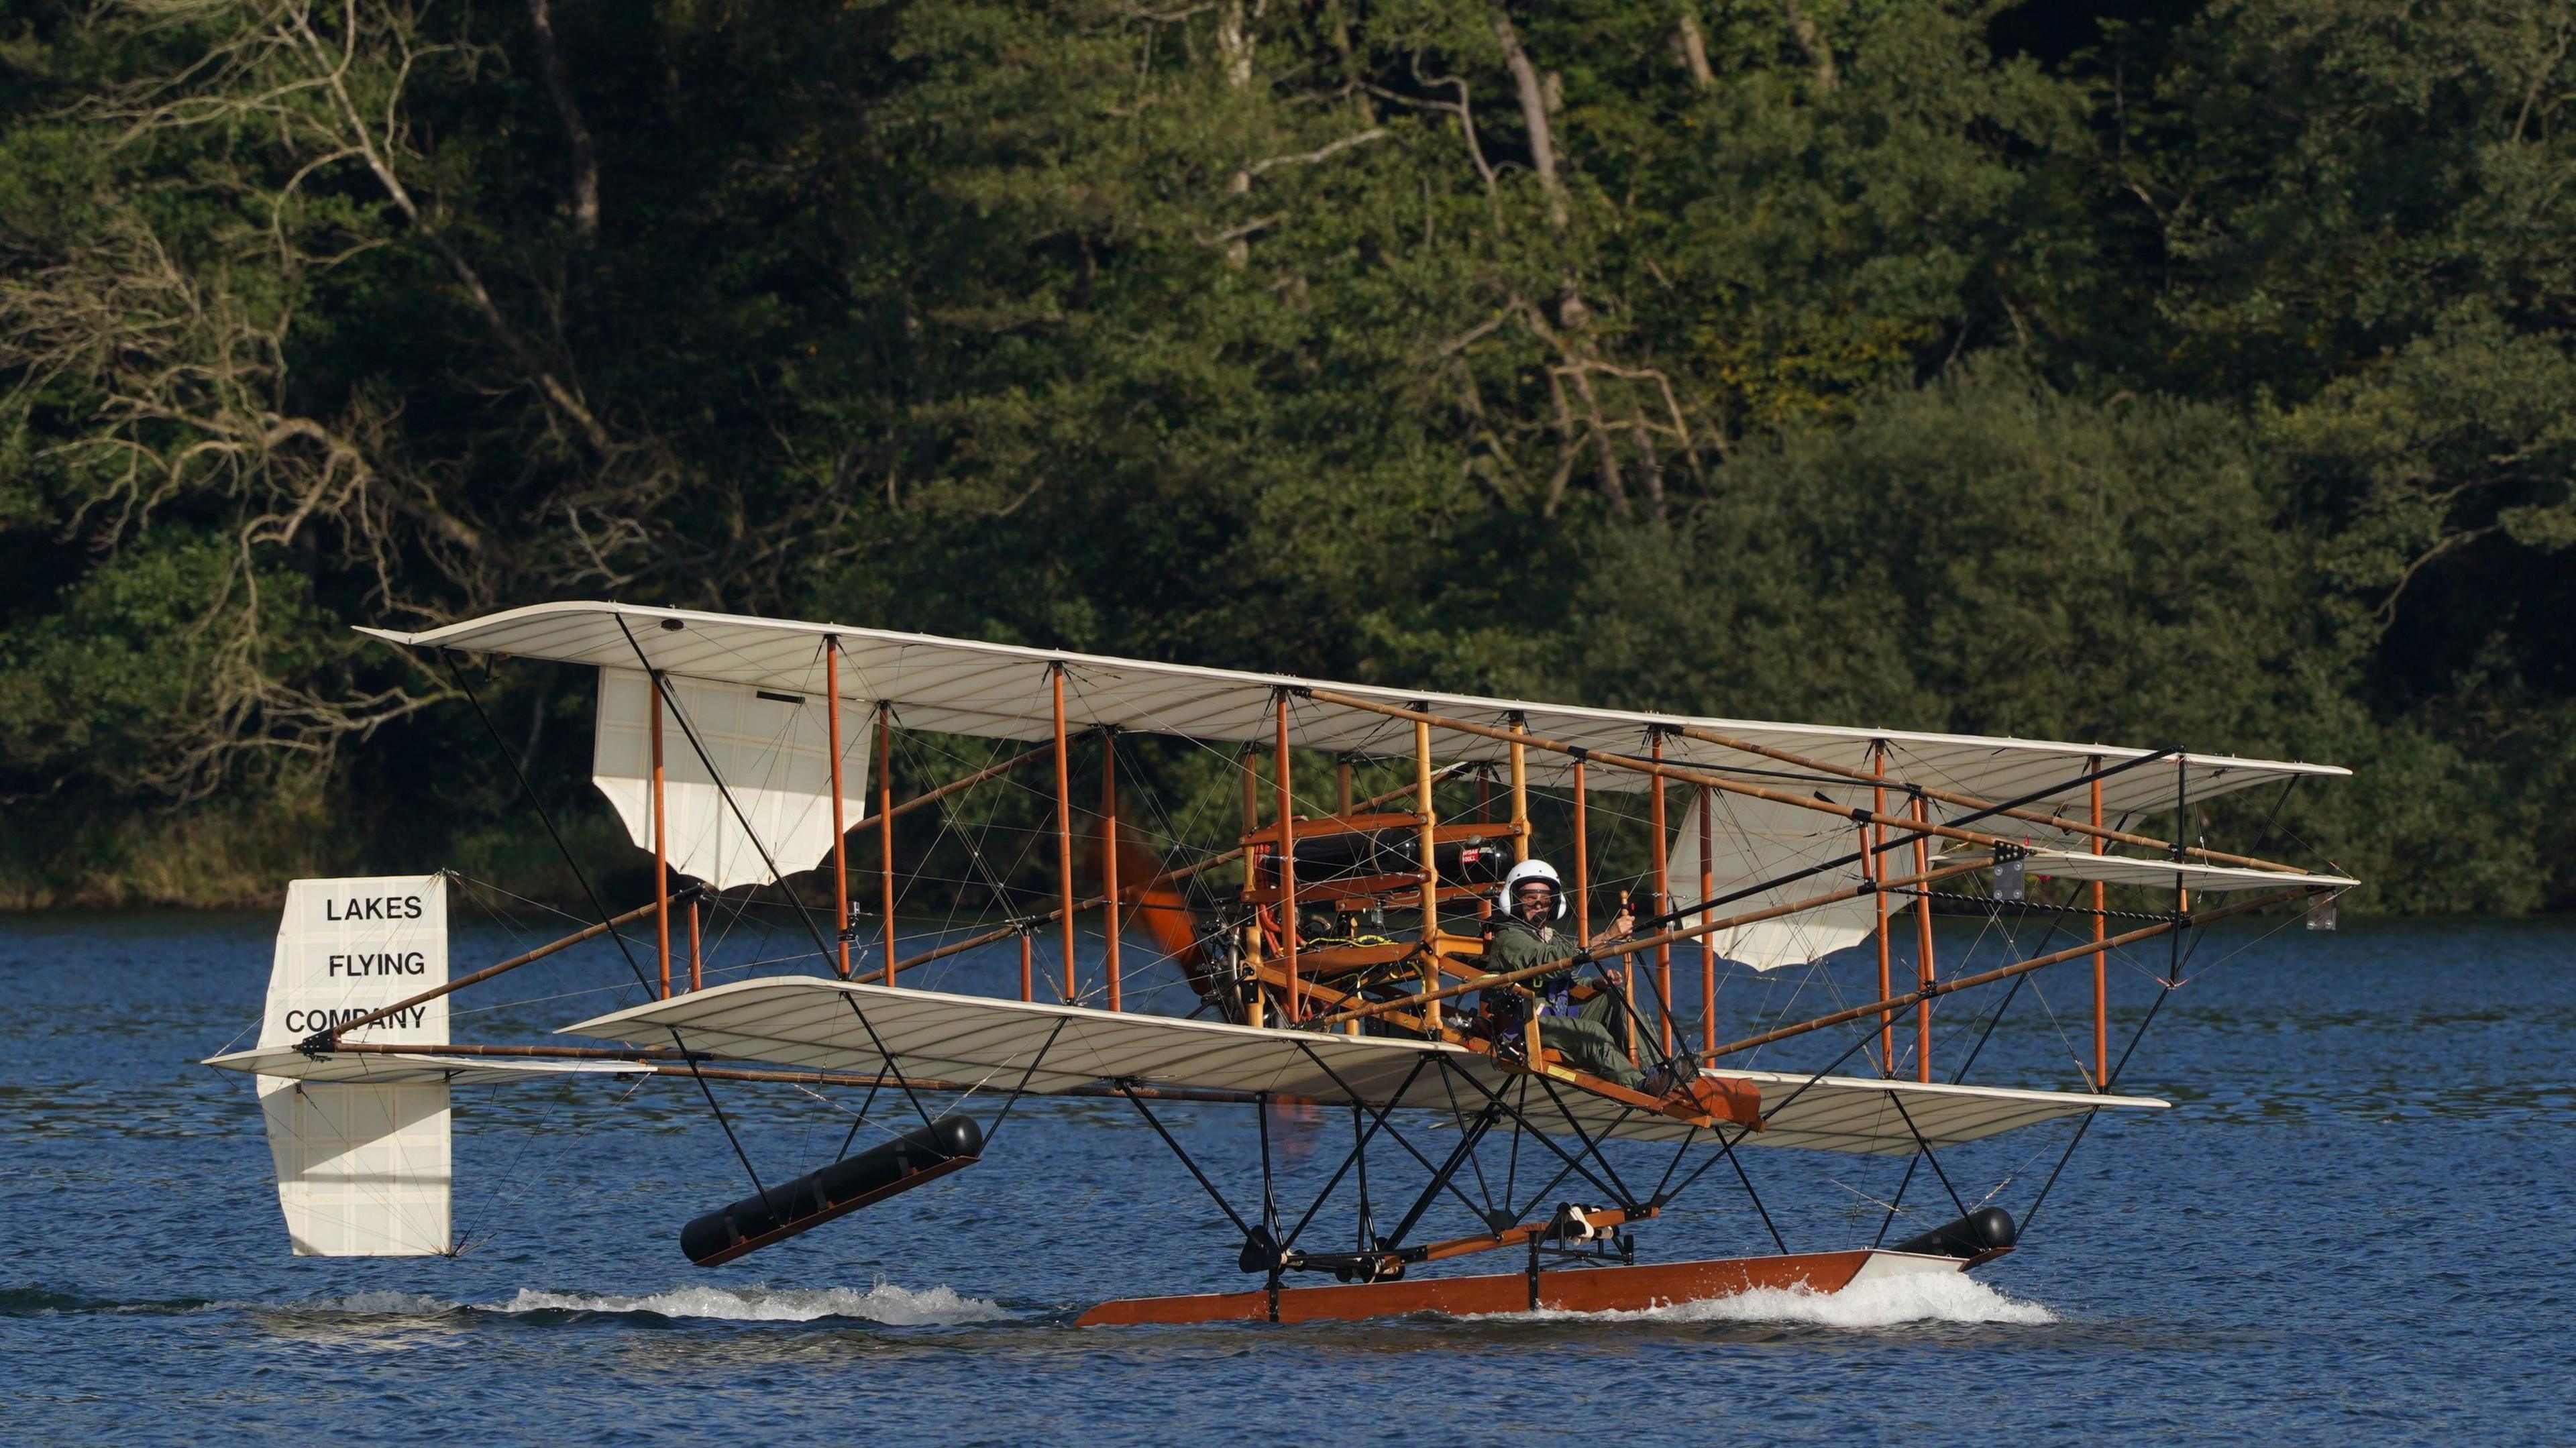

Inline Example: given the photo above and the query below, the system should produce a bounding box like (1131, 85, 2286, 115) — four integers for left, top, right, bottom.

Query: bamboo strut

(878, 847, 1253, 979)
(319, 899, 663, 1044)
(1702, 886, 2318, 1061)
(338, 1042, 699, 1060)
(1664, 722, 2309, 875)
(1360, 760, 1470, 814)
(881, 736, 1063, 824)
(1302, 856, 1991, 1029)
(630, 1064, 1291, 1102)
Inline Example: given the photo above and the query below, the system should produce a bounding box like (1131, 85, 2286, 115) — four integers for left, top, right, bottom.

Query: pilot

(1480, 859, 1650, 1088)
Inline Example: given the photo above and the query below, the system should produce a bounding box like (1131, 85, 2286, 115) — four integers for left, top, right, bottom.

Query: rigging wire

(610, 616, 942, 1134)
(442, 649, 782, 1217)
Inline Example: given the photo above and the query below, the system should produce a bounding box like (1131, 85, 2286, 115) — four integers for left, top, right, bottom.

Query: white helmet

(1496, 858, 1567, 920)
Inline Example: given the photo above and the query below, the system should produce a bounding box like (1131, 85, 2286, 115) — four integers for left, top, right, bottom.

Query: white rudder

(256, 875, 452, 1256)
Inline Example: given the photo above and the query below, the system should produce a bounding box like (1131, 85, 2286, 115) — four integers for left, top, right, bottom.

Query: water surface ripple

(3, 911, 2569, 1445)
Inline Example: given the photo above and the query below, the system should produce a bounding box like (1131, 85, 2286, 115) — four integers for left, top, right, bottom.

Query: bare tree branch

(524, 0, 599, 237)
(1247, 127, 1387, 174)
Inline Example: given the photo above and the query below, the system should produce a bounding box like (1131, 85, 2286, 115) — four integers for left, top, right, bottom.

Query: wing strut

(445, 649, 784, 1225)
(614, 613, 946, 1135)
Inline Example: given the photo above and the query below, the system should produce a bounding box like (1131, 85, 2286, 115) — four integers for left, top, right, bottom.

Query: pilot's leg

(1538, 1016, 1646, 1089)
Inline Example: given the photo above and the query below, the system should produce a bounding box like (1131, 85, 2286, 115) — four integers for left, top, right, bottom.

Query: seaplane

(207, 602, 2355, 1325)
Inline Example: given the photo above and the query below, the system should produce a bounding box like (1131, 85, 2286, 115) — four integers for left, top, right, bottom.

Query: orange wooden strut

(1053, 666, 1077, 1003)
(2090, 760, 2108, 1088)
(877, 701, 896, 986)
(825, 645, 851, 980)
(1912, 789, 1935, 1082)
(1414, 718, 1440, 1032)
(1572, 758, 1590, 942)
(1872, 742, 1893, 1075)
(1650, 730, 1672, 1055)
(1240, 740, 1265, 1029)
(651, 674, 670, 1000)
(1508, 716, 1529, 863)
(1699, 785, 1717, 1056)
(688, 894, 702, 992)
(1274, 690, 1300, 1021)
(1102, 728, 1122, 1012)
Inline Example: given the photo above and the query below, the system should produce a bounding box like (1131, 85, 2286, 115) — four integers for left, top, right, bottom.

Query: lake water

(3, 907, 2570, 1445)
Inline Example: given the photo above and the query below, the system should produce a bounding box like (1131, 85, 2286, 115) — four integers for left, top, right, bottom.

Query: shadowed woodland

(1, 0, 2571, 913)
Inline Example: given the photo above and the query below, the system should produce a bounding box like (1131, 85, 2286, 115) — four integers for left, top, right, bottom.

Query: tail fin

(256, 875, 453, 1256)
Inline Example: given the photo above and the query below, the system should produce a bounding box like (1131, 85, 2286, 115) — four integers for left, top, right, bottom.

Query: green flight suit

(1481, 915, 1645, 1089)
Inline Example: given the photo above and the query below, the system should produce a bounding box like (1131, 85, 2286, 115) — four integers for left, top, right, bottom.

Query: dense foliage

(2, 0, 2571, 911)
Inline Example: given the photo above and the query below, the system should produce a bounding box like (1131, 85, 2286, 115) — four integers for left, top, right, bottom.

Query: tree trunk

(1218, 1, 1256, 90)
(1491, 11, 1566, 228)
(525, 0, 599, 237)
(1784, 0, 1838, 89)
(1676, 10, 1716, 93)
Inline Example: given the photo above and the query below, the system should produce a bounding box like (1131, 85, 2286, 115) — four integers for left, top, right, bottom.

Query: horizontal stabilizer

(211, 1044, 651, 1087)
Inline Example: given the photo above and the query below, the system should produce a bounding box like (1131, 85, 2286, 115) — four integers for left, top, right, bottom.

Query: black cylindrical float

(1890, 1205, 2018, 1260)
(682, 1113, 983, 1266)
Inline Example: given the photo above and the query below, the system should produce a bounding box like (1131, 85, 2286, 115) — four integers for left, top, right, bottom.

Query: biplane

(208, 602, 2355, 1324)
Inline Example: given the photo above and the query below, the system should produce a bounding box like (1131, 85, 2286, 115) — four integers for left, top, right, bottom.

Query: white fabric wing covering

(562, 977, 2167, 1156)
(2015, 850, 2357, 893)
(366, 601, 2356, 934)
(592, 667, 871, 890)
(1666, 791, 1880, 971)
(256, 875, 452, 1257)
(366, 603, 2349, 815)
